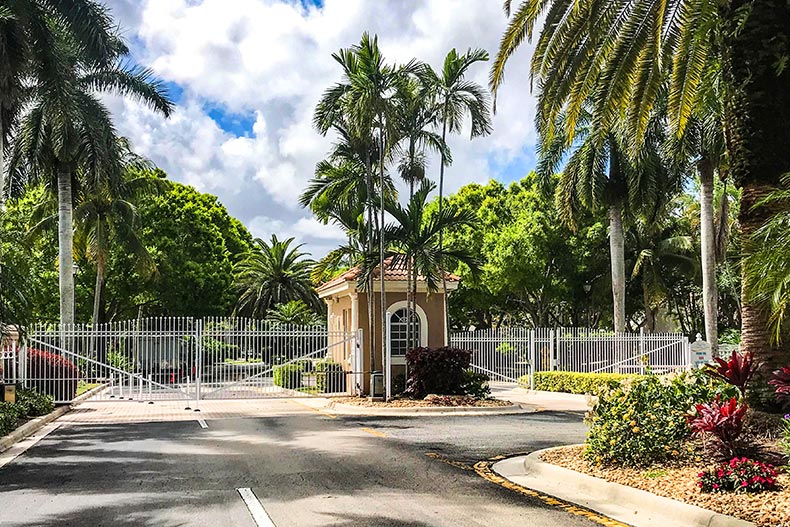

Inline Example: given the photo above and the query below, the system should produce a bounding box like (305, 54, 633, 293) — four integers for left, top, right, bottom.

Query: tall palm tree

(384, 180, 480, 348)
(0, 0, 119, 205)
(490, 0, 790, 385)
(314, 33, 408, 370)
(10, 31, 172, 325)
(265, 300, 323, 327)
(421, 48, 491, 341)
(233, 235, 319, 319)
(538, 109, 637, 332)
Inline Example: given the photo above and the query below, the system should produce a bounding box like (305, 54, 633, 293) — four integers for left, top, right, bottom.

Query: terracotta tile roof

(317, 256, 461, 292)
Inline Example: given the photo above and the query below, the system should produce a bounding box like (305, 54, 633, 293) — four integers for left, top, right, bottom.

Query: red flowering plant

(688, 396, 749, 459)
(705, 350, 757, 398)
(698, 457, 779, 493)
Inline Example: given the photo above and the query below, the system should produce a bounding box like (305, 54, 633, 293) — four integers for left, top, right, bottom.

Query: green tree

(106, 181, 251, 318)
(234, 235, 319, 319)
(10, 29, 172, 324)
(420, 48, 491, 338)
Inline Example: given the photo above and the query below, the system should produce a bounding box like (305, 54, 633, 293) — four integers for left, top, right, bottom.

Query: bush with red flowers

(26, 348, 79, 402)
(705, 350, 758, 397)
(698, 457, 779, 493)
(689, 396, 748, 452)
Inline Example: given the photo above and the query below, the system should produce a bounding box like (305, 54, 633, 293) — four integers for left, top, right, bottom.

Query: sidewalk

(489, 384, 589, 412)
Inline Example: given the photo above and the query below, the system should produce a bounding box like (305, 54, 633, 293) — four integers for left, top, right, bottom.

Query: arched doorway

(388, 301, 429, 362)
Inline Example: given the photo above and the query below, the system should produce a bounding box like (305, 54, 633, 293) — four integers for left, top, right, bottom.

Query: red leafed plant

(769, 366, 790, 404)
(689, 396, 749, 458)
(698, 457, 779, 494)
(705, 350, 757, 396)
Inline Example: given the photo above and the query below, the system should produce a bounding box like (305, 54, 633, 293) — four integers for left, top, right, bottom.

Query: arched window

(390, 308, 420, 356)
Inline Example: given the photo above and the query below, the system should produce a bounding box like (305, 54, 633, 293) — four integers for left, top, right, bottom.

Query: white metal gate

(451, 327, 692, 388)
(14, 318, 358, 403)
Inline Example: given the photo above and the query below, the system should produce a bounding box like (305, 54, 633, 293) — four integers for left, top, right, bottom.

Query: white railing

(16, 317, 358, 403)
(451, 327, 691, 388)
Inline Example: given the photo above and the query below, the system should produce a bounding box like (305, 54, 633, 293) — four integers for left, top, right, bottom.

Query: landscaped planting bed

(331, 395, 511, 408)
(542, 444, 790, 527)
(548, 350, 790, 527)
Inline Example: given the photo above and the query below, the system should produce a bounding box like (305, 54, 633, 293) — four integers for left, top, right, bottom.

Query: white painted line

(197, 418, 208, 429)
(237, 487, 276, 527)
(0, 423, 61, 469)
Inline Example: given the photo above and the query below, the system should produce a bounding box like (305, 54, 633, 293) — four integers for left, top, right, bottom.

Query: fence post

(639, 328, 646, 375)
(550, 329, 556, 371)
(385, 311, 392, 401)
(356, 328, 363, 396)
(194, 319, 203, 411)
(529, 329, 536, 391)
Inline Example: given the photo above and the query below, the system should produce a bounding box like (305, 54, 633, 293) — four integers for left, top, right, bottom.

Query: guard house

(317, 257, 460, 395)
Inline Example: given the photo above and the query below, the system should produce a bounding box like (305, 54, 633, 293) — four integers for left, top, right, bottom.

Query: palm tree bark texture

(721, 0, 790, 399)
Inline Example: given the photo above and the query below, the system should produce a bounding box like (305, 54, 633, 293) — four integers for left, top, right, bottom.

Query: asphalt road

(0, 408, 597, 527)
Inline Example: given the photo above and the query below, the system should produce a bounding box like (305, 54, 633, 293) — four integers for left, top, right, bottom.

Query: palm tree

(10, 31, 172, 325)
(384, 180, 480, 349)
(314, 33, 408, 367)
(233, 235, 319, 318)
(420, 48, 491, 341)
(0, 0, 119, 205)
(490, 0, 790, 384)
(265, 300, 323, 327)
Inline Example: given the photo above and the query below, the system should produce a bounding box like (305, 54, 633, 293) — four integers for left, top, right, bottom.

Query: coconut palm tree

(420, 48, 491, 341)
(10, 32, 172, 325)
(233, 235, 319, 319)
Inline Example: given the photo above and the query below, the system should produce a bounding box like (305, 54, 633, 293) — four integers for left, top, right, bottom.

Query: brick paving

(58, 397, 327, 425)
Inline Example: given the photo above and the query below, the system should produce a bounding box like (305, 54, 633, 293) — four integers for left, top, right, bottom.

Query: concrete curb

(492, 447, 755, 527)
(0, 405, 71, 454)
(325, 401, 533, 416)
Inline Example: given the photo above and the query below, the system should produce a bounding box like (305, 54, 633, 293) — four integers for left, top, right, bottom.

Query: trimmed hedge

(404, 347, 473, 398)
(316, 360, 346, 393)
(519, 371, 646, 394)
(273, 362, 305, 389)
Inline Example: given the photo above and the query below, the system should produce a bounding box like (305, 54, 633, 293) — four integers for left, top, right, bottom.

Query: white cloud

(104, 0, 540, 257)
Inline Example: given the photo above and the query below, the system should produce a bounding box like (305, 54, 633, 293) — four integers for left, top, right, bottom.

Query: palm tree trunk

(698, 157, 718, 352)
(365, 157, 376, 391)
(378, 127, 387, 394)
(642, 277, 655, 332)
(92, 221, 106, 326)
(721, 0, 790, 405)
(608, 205, 626, 333)
(0, 117, 5, 208)
(58, 165, 75, 325)
(439, 117, 450, 344)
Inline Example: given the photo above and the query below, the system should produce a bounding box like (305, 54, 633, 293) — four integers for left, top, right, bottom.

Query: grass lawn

(76, 381, 102, 396)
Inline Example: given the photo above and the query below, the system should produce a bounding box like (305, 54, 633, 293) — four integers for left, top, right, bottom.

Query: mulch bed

(542, 445, 790, 527)
(330, 395, 512, 408)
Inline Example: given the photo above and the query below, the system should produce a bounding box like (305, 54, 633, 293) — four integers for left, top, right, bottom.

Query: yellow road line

(287, 399, 337, 419)
(424, 453, 630, 527)
(360, 427, 386, 438)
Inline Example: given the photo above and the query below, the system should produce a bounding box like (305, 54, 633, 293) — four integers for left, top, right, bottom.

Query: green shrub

(316, 360, 346, 393)
(0, 401, 26, 436)
(461, 370, 491, 399)
(520, 371, 646, 394)
(584, 370, 738, 467)
(273, 362, 305, 389)
(16, 388, 55, 417)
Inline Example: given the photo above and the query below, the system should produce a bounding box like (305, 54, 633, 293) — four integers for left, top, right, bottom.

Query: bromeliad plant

(698, 458, 779, 494)
(688, 396, 749, 459)
(769, 366, 790, 406)
(705, 351, 758, 398)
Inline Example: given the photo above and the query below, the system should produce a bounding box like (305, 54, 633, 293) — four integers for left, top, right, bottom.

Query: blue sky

(103, 0, 540, 257)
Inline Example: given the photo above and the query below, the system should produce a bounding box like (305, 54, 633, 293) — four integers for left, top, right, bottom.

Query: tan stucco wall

(324, 286, 448, 394)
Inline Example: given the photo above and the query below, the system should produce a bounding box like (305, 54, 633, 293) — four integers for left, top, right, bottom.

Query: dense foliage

(584, 371, 737, 467)
(698, 458, 779, 494)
